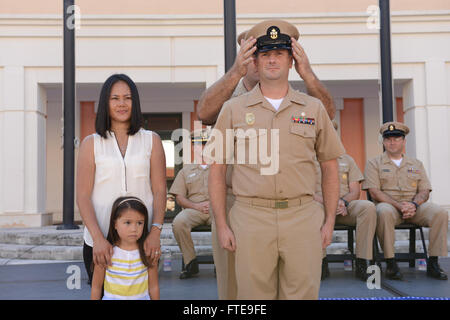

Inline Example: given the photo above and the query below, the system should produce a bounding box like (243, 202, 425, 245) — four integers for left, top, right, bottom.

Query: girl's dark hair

(107, 196, 150, 267)
(95, 74, 143, 138)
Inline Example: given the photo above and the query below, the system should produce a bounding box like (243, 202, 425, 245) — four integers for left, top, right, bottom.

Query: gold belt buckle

(274, 200, 288, 209)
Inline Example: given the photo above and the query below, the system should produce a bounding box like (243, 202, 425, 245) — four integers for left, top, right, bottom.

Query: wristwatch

(151, 223, 163, 231)
(411, 201, 419, 209)
(341, 198, 349, 208)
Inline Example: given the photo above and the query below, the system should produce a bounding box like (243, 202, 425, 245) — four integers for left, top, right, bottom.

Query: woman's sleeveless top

(83, 128, 154, 246)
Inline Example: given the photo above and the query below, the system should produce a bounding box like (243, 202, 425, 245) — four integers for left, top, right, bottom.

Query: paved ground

(0, 257, 448, 300)
(321, 259, 450, 299)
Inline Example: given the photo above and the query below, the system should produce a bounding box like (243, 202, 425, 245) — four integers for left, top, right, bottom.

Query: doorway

(142, 113, 183, 221)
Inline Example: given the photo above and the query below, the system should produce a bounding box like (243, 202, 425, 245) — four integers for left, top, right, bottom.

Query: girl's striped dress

(103, 246, 150, 300)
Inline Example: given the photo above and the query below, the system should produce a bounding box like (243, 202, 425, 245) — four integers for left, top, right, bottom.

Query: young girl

(91, 196, 160, 300)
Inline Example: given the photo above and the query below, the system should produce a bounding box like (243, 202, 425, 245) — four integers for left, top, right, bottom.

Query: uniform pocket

(234, 127, 267, 167)
(339, 164, 350, 181)
(406, 173, 420, 190)
(185, 173, 203, 194)
(289, 123, 315, 138)
(185, 174, 199, 184)
(380, 171, 394, 180)
(289, 123, 316, 157)
(379, 170, 395, 188)
(339, 163, 349, 172)
(407, 173, 420, 180)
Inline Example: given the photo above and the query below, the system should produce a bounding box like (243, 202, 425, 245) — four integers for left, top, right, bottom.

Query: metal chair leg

(348, 228, 355, 268)
(419, 227, 428, 261)
(409, 228, 416, 268)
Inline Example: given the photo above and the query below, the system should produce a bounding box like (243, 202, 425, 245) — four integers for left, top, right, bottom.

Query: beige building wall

(1, 0, 449, 14)
(1, 1, 450, 226)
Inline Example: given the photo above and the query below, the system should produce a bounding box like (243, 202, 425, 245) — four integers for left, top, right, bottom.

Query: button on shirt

(207, 84, 345, 199)
(169, 164, 210, 202)
(362, 152, 432, 202)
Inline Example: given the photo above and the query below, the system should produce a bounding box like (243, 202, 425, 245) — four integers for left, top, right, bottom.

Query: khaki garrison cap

(380, 121, 410, 137)
(246, 19, 300, 53)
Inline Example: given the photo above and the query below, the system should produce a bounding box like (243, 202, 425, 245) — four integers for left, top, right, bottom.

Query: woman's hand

(93, 237, 113, 268)
(144, 229, 162, 266)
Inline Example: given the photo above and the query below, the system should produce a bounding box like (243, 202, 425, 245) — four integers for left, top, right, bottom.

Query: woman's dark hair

(107, 196, 150, 267)
(95, 74, 143, 138)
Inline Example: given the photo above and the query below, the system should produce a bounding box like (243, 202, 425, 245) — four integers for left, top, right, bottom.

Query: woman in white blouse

(76, 74, 167, 284)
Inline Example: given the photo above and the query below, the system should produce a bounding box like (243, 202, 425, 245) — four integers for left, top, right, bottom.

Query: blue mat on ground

(321, 296, 449, 300)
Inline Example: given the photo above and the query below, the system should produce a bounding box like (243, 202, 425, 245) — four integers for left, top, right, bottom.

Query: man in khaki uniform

(170, 131, 212, 279)
(314, 122, 376, 281)
(207, 32, 254, 300)
(363, 121, 448, 280)
(207, 20, 345, 300)
(198, 27, 336, 300)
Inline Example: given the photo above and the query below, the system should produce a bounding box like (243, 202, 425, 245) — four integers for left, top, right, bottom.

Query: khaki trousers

(337, 200, 377, 260)
(230, 198, 324, 300)
(376, 202, 448, 258)
(321, 200, 376, 260)
(211, 193, 237, 300)
(172, 208, 212, 265)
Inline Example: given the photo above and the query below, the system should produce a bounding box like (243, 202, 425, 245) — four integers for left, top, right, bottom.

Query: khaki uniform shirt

(315, 154, 364, 198)
(231, 79, 248, 98)
(207, 84, 345, 199)
(169, 164, 210, 203)
(362, 152, 432, 203)
(225, 79, 249, 194)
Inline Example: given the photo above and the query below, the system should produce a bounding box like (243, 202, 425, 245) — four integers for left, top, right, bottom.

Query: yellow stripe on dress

(104, 278, 148, 297)
(111, 257, 142, 264)
(108, 265, 147, 273)
(106, 270, 148, 281)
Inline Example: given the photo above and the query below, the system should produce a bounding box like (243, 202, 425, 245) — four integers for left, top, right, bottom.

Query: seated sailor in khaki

(314, 121, 377, 281)
(363, 121, 448, 281)
(169, 129, 212, 279)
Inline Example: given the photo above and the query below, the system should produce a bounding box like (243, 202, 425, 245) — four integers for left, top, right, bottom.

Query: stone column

(403, 60, 450, 211)
(0, 66, 51, 227)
